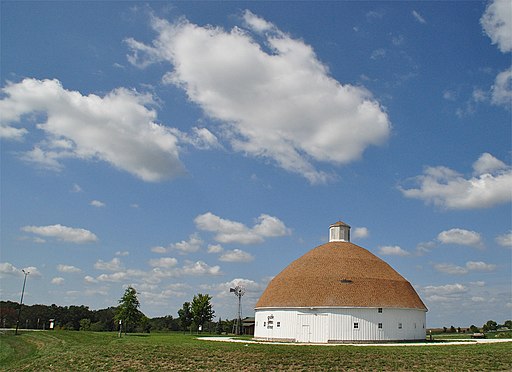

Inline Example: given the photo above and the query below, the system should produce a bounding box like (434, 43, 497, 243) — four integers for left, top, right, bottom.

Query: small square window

(277, 322, 281, 327)
(354, 322, 359, 329)
(263, 321, 266, 327)
(378, 308, 383, 313)
(398, 323, 402, 329)
(378, 323, 383, 329)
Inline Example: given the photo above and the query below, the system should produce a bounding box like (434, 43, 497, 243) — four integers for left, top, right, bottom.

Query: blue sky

(1, 1, 510, 328)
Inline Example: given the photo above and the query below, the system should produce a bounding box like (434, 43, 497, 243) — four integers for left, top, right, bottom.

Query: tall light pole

(15, 269, 29, 335)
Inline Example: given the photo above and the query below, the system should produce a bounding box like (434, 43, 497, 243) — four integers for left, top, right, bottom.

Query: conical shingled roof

(255, 241, 427, 310)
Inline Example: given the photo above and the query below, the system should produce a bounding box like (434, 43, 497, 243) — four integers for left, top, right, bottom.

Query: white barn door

(297, 313, 328, 343)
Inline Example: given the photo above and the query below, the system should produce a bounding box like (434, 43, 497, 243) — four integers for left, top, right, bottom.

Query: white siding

(255, 307, 426, 343)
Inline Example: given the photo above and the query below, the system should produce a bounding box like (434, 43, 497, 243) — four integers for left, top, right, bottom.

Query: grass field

(1, 330, 511, 371)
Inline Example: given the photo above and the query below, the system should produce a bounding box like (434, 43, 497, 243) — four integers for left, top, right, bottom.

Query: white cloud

(21, 224, 98, 243)
(219, 249, 255, 263)
(495, 231, 512, 248)
(126, 13, 391, 183)
(434, 261, 496, 275)
(97, 271, 127, 282)
(115, 251, 130, 256)
(399, 153, 512, 209)
(207, 244, 224, 253)
(481, 0, 512, 53)
(0, 262, 20, 276)
(169, 233, 203, 253)
(90, 200, 106, 208)
(423, 283, 467, 295)
(353, 227, 369, 239)
(434, 263, 468, 275)
(465, 261, 496, 271)
(194, 212, 290, 244)
(51, 277, 65, 285)
(94, 257, 123, 271)
(57, 264, 81, 273)
(0, 78, 186, 182)
(412, 10, 427, 24)
(437, 228, 484, 249)
(84, 275, 98, 284)
(491, 67, 512, 107)
(378, 245, 410, 256)
(151, 246, 167, 254)
(170, 127, 221, 150)
(148, 257, 178, 268)
(181, 261, 222, 276)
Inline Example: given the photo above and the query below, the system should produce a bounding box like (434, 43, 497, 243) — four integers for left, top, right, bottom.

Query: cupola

(329, 221, 351, 242)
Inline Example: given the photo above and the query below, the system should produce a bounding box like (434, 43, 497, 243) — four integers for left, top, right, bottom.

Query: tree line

(0, 286, 235, 334)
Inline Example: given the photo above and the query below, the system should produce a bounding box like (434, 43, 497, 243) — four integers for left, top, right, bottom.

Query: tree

(504, 320, 512, 330)
(115, 286, 142, 334)
(469, 324, 480, 333)
(178, 302, 193, 332)
(482, 320, 497, 332)
(216, 317, 223, 334)
(191, 293, 215, 332)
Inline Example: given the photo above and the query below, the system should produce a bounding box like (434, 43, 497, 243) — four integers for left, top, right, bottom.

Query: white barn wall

(255, 308, 426, 343)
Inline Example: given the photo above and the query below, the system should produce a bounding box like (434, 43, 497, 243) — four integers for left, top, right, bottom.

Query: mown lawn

(1, 330, 511, 371)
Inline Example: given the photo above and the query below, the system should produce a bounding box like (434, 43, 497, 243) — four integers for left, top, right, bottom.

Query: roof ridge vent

(329, 221, 351, 242)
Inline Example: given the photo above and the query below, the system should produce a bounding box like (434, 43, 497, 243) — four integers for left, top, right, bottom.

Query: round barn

(254, 221, 427, 343)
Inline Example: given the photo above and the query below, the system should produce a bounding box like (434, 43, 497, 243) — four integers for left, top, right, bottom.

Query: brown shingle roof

(255, 241, 427, 310)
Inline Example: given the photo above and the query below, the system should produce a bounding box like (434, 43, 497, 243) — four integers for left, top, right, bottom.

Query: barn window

(378, 308, 382, 313)
(378, 323, 383, 329)
(277, 322, 281, 327)
(354, 322, 359, 329)
(263, 321, 266, 327)
(398, 323, 402, 329)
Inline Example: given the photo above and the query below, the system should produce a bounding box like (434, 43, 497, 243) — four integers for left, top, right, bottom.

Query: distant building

(254, 221, 427, 343)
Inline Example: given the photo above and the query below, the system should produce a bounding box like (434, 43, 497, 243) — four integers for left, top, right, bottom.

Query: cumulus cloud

(90, 200, 106, 208)
(353, 227, 369, 239)
(57, 264, 81, 273)
(481, 0, 512, 53)
(495, 231, 512, 248)
(491, 67, 512, 107)
(126, 12, 391, 183)
(378, 245, 410, 256)
(399, 153, 512, 209)
(423, 283, 467, 296)
(219, 249, 255, 262)
(437, 228, 484, 249)
(0, 263, 42, 278)
(94, 257, 123, 271)
(181, 260, 222, 276)
(207, 244, 224, 253)
(194, 212, 290, 244)
(0, 78, 186, 182)
(51, 277, 65, 285)
(148, 257, 178, 268)
(169, 233, 203, 254)
(21, 224, 98, 243)
(434, 261, 496, 275)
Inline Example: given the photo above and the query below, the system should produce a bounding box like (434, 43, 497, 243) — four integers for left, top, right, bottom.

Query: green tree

(216, 317, 223, 334)
(469, 324, 480, 333)
(115, 286, 142, 334)
(79, 318, 91, 331)
(191, 293, 215, 332)
(483, 320, 497, 332)
(503, 320, 512, 329)
(178, 302, 193, 332)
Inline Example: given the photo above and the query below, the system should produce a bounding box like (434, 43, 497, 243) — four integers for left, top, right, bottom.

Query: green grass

(1, 330, 511, 371)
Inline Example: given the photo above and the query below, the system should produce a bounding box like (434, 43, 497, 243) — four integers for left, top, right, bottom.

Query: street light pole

(15, 269, 29, 335)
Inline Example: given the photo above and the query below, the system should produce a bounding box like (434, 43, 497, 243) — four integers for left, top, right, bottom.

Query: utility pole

(15, 269, 29, 335)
